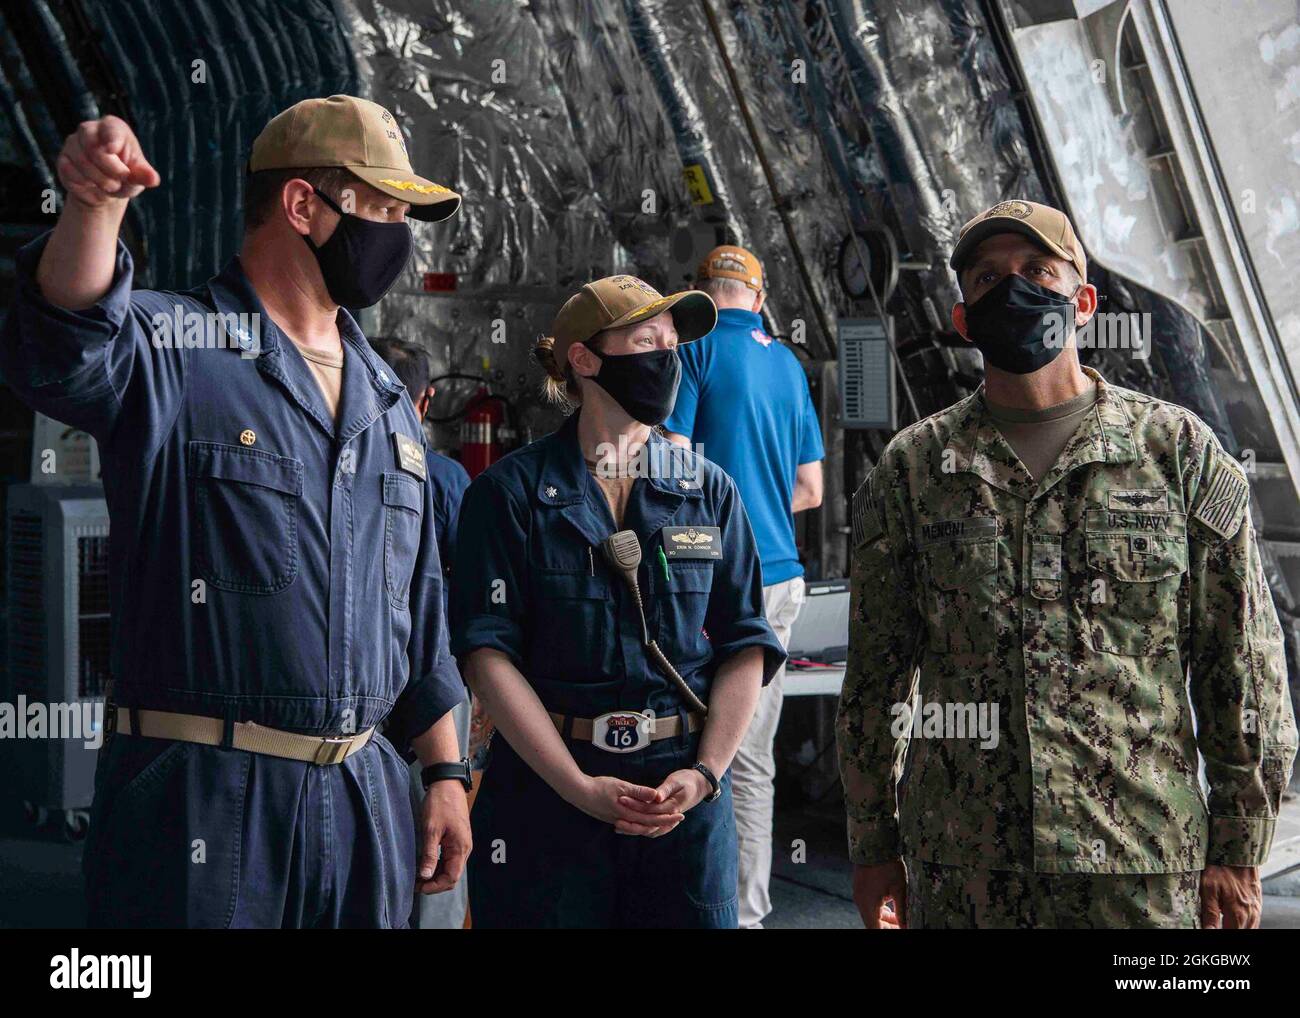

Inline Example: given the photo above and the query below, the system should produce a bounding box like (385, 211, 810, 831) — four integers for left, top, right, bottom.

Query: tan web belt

(111, 706, 374, 765)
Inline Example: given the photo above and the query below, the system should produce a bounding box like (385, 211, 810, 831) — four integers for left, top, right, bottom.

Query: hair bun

(532, 335, 565, 381)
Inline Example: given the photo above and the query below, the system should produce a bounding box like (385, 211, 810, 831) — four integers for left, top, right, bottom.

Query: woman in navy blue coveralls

(450, 275, 786, 928)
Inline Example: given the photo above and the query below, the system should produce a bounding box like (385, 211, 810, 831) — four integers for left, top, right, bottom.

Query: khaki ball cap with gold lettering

(249, 94, 461, 222)
(949, 199, 1087, 283)
(550, 276, 717, 367)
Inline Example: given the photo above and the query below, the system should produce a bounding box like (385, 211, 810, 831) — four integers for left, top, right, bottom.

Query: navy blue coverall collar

(206, 256, 407, 441)
(534, 409, 704, 548)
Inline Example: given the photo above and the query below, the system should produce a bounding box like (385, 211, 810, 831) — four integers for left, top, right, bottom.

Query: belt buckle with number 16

(592, 711, 654, 754)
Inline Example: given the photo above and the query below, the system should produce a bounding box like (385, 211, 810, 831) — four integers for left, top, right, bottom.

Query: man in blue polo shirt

(664, 245, 824, 928)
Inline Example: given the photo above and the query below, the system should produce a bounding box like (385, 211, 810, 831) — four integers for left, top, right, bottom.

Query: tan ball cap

(551, 275, 717, 365)
(249, 95, 461, 223)
(696, 244, 763, 291)
(949, 199, 1086, 283)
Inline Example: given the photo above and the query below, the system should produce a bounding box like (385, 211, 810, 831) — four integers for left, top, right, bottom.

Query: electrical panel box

(837, 317, 896, 430)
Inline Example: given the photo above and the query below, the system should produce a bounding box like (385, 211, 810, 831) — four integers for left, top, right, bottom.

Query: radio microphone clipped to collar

(600, 530, 709, 717)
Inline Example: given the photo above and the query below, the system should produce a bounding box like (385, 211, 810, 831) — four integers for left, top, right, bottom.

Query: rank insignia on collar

(546, 485, 558, 498)
(392, 432, 427, 480)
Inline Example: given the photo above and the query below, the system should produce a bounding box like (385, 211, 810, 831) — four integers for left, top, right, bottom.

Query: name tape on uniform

(916, 516, 997, 548)
(392, 433, 427, 480)
(1084, 508, 1186, 537)
(661, 525, 722, 560)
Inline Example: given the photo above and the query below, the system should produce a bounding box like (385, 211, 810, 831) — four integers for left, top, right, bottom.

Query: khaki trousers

(732, 575, 804, 929)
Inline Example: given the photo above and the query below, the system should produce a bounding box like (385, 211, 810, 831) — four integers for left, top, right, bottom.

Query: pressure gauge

(837, 226, 899, 304)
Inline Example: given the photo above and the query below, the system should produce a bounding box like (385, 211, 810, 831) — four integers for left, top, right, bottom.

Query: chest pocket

(917, 518, 998, 655)
(1084, 510, 1187, 656)
(529, 571, 612, 680)
(649, 561, 714, 668)
(190, 442, 303, 594)
(383, 472, 424, 608)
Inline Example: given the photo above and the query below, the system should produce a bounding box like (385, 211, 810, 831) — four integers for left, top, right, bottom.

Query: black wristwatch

(421, 758, 472, 793)
(692, 762, 722, 803)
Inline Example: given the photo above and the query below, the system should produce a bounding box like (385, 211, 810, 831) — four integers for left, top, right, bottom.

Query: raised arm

(0, 115, 169, 445)
(38, 116, 159, 309)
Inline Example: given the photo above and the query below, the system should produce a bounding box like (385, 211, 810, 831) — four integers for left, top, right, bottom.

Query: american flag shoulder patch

(852, 477, 882, 548)
(1193, 454, 1249, 539)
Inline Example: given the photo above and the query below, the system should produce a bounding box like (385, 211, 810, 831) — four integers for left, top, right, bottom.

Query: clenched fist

(56, 115, 160, 208)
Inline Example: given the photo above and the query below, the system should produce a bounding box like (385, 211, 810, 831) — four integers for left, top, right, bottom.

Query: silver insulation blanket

(339, 0, 887, 443)
(338, 0, 1055, 445)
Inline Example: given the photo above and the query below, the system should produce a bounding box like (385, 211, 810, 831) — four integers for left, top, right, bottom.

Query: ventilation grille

(76, 532, 111, 699)
(7, 512, 44, 699)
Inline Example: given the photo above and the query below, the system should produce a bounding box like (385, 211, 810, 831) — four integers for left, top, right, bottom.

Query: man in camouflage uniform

(837, 199, 1297, 929)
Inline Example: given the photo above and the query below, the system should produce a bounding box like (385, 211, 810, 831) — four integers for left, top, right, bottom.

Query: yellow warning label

(682, 165, 714, 206)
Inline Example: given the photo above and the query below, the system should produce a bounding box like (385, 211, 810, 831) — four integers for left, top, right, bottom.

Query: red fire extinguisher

(460, 387, 505, 479)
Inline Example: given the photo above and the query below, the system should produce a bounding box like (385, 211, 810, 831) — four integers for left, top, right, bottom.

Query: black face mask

(964, 274, 1080, 375)
(303, 188, 413, 309)
(589, 347, 682, 426)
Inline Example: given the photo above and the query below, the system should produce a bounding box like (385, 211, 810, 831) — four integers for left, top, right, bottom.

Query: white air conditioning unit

(5, 483, 110, 841)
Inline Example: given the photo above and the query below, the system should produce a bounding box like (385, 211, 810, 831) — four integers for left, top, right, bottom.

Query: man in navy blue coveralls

(0, 97, 472, 927)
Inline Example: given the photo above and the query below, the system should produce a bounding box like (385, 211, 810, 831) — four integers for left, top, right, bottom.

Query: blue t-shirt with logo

(664, 308, 823, 586)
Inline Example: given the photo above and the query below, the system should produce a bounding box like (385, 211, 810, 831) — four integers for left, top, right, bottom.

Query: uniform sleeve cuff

(710, 617, 787, 685)
(847, 814, 901, 865)
(16, 231, 135, 322)
(385, 665, 468, 757)
(450, 616, 524, 671)
(10, 234, 136, 386)
(1206, 814, 1277, 867)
